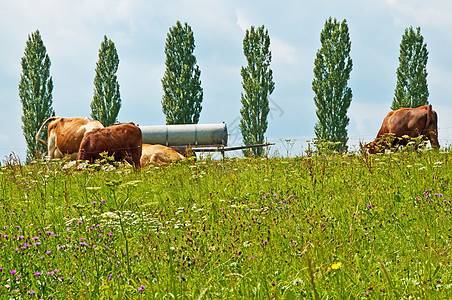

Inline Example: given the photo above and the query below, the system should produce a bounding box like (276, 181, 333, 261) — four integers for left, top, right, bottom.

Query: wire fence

(3, 126, 452, 163)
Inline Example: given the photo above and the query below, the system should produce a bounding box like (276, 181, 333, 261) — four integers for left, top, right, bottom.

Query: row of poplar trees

(20, 19, 429, 161)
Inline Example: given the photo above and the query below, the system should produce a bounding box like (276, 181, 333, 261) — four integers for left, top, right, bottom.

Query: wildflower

(138, 285, 145, 292)
(331, 262, 342, 270)
(91, 201, 97, 205)
(33, 242, 41, 246)
(31, 236, 39, 240)
(80, 242, 88, 246)
(321, 223, 325, 227)
(46, 250, 51, 255)
(28, 289, 35, 295)
(367, 204, 372, 209)
(263, 240, 268, 245)
(45, 231, 54, 235)
(10, 270, 16, 275)
(34, 272, 41, 276)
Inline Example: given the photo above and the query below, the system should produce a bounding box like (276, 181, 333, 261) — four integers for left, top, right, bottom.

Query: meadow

(0, 147, 451, 299)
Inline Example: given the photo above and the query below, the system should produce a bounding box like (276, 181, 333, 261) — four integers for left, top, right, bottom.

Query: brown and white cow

(365, 105, 439, 154)
(76, 122, 142, 169)
(140, 144, 185, 167)
(36, 116, 104, 159)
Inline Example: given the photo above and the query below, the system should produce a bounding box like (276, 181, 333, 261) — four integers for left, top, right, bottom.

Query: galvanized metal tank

(139, 123, 228, 146)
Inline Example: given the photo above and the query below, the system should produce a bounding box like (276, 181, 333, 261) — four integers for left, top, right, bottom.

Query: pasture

(0, 148, 451, 299)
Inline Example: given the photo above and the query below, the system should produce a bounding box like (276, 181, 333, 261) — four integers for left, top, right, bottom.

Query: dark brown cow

(140, 144, 185, 167)
(36, 117, 104, 159)
(76, 123, 142, 169)
(365, 105, 439, 154)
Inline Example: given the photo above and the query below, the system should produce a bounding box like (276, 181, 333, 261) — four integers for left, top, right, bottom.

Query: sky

(1, 0, 452, 161)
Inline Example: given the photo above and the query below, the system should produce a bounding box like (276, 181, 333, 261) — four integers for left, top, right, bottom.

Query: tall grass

(0, 149, 451, 298)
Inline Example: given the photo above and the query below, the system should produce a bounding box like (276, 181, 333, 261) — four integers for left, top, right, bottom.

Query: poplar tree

(91, 35, 121, 126)
(312, 17, 353, 152)
(240, 25, 274, 157)
(391, 26, 429, 110)
(19, 30, 55, 161)
(161, 21, 203, 124)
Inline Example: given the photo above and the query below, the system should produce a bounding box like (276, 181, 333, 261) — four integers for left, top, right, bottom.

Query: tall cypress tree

(91, 35, 121, 127)
(312, 17, 353, 152)
(391, 26, 429, 110)
(19, 30, 55, 162)
(240, 25, 274, 157)
(161, 21, 203, 124)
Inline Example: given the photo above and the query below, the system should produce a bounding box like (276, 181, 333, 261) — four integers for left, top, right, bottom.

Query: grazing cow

(365, 105, 439, 154)
(36, 116, 104, 159)
(76, 123, 142, 169)
(140, 144, 185, 167)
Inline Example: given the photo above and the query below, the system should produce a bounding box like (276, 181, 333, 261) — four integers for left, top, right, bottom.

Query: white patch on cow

(48, 131, 58, 158)
(78, 121, 103, 135)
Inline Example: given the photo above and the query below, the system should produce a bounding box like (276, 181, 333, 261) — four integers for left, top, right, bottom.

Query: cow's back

(140, 144, 185, 167)
(47, 117, 103, 158)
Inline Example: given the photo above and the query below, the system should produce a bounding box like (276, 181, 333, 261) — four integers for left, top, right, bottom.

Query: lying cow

(76, 123, 142, 169)
(36, 116, 104, 159)
(140, 144, 185, 167)
(365, 105, 439, 154)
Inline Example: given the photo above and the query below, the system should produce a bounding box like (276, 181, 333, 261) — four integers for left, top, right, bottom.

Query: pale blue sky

(1, 0, 452, 160)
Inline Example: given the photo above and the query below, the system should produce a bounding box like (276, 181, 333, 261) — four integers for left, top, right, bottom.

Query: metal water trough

(139, 122, 273, 156)
(139, 123, 228, 147)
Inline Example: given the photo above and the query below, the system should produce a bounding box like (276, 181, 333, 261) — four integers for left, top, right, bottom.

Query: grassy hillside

(0, 149, 451, 298)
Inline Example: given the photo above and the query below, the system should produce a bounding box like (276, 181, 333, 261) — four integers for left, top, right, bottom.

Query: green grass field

(0, 149, 451, 299)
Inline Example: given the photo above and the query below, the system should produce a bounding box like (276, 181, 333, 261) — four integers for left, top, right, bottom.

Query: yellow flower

(331, 262, 342, 270)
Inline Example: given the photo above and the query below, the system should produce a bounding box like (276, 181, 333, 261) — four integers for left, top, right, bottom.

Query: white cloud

(271, 38, 298, 64)
(235, 9, 252, 32)
(385, 0, 452, 27)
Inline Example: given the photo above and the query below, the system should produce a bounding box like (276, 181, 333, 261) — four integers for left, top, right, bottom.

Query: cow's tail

(424, 104, 432, 135)
(35, 116, 60, 147)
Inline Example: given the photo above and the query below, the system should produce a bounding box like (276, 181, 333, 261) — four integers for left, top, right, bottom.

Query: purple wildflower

(138, 285, 145, 292)
(10, 270, 16, 275)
